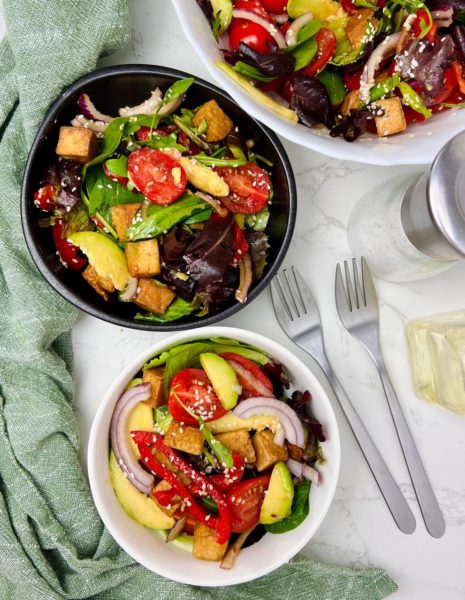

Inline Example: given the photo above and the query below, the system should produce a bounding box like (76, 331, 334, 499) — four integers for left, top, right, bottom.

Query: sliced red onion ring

(360, 32, 402, 103)
(110, 382, 154, 495)
(71, 115, 108, 134)
(226, 358, 273, 397)
(78, 94, 113, 123)
(238, 404, 297, 445)
(119, 88, 163, 117)
(232, 9, 286, 48)
(234, 397, 305, 447)
(119, 276, 138, 302)
(271, 13, 290, 25)
(235, 253, 253, 304)
(286, 458, 320, 486)
(285, 12, 313, 46)
(159, 95, 185, 116)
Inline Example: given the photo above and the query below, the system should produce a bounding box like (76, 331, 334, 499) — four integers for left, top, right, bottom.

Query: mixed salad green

(109, 337, 325, 568)
(198, 0, 465, 140)
(34, 78, 275, 322)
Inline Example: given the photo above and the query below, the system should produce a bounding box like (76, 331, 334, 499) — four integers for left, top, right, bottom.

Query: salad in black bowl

(22, 66, 296, 330)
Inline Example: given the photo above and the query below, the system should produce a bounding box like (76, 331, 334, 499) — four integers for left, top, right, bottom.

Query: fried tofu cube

(252, 430, 288, 472)
(193, 522, 228, 562)
(152, 480, 181, 517)
(192, 99, 233, 142)
(165, 421, 204, 455)
(153, 449, 191, 486)
(375, 97, 407, 137)
(132, 279, 175, 314)
(216, 429, 256, 464)
(341, 90, 361, 116)
(125, 240, 161, 278)
(55, 126, 98, 163)
(346, 9, 378, 50)
(111, 203, 141, 241)
(142, 368, 164, 408)
(82, 264, 115, 301)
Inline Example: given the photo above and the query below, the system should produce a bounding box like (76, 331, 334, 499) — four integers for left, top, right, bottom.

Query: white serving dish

(88, 326, 340, 587)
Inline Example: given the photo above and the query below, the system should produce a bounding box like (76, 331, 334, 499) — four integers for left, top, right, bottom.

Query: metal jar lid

(402, 130, 465, 261)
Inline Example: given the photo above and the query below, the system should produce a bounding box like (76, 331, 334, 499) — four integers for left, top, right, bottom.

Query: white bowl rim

(87, 325, 341, 587)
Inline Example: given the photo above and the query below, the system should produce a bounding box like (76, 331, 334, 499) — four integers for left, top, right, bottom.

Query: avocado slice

(109, 451, 174, 530)
(259, 462, 294, 525)
(126, 401, 154, 459)
(210, 0, 233, 35)
(215, 62, 299, 123)
(200, 352, 240, 410)
(68, 231, 129, 290)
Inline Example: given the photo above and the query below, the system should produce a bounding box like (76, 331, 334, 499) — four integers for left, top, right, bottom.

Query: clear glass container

(347, 175, 456, 282)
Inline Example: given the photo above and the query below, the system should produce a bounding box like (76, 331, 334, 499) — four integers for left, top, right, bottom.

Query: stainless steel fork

(335, 258, 445, 538)
(271, 266, 416, 534)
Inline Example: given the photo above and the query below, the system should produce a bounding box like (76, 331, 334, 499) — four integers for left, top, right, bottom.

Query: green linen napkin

(0, 1, 397, 598)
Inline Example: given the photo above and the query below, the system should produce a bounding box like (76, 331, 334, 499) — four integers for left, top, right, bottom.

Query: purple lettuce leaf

(224, 42, 296, 78)
(245, 231, 269, 279)
(290, 75, 335, 129)
(330, 108, 372, 142)
(43, 158, 82, 212)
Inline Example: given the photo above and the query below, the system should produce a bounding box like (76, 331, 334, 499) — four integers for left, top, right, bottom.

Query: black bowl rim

(21, 64, 297, 331)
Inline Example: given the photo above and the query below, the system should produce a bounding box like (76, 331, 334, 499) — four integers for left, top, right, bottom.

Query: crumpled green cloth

(0, 1, 397, 598)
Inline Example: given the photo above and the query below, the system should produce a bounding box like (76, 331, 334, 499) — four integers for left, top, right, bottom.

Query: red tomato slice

(215, 163, 271, 214)
(301, 29, 337, 77)
(135, 126, 167, 141)
(209, 453, 245, 491)
(127, 148, 186, 205)
(226, 474, 271, 532)
(168, 369, 227, 425)
(220, 352, 274, 396)
(432, 65, 457, 105)
(103, 162, 128, 187)
(341, 0, 357, 14)
(52, 221, 87, 271)
(233, 0, 271, 19)
(344, 66, 363, 91)
(232, 223, 250, 264)
(260, 0, 287, 12)
(33, 183, 58, 211)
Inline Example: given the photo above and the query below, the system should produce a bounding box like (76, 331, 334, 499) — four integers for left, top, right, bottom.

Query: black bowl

(21, 65, 296, 331)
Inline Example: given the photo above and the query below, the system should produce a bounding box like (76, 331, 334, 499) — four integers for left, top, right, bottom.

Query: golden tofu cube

(132, 279, 175, 314)
(193, 522, 228, 562)
(346, 9, 378, 50)
(341, 90, 361, 116)
(55, 126, 98, 163)
(111, 203, 141, 241)
(165, 421, 204, 455)
(125, 239, 161, 277)
(216, 429, 256, 464)
(152, 480, 181, 517)
(192, 99, 233, 142)
(375, 97, 407, 137)
(252, 430, 288, 472)
(142, 368, 165, 408)
(82, 264, 115, 301)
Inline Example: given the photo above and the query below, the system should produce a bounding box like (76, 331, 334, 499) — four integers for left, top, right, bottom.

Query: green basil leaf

(265, 479, 311, 534)
(104, 155, 128, 178)
(126, 194, 209, 241)
(135, 297, 198, 324)
(316, 69, 346, 105)
(233, 61, 276, 82)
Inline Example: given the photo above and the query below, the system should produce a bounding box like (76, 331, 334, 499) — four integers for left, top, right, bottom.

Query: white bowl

(88, 326, 340, 587)
(171, 0, 465, 165)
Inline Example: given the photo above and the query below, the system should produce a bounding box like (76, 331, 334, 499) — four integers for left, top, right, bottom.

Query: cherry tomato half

(34, 184, 58, 212)
(215, 163, 271, 214)
(341, 0, 357, 15)
(226, 474, 271, 532)
(260, 0, 287, 13)
(221, 352, 274, 396)
(127, 148, 186, 205)
(234, 0, 271, 19)
(301, 29, 337, 77)
(52, 221, 87, 271)
(168, 369, 227, 425)
(229, 1, 274, 53)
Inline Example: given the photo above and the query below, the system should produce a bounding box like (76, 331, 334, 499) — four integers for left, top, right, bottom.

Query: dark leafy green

(234, 61, 276, 82)
(160, 77, 194, 110)
(290, 76, 335, 129)
(83, 117, 129, 176)
(289, 38, 318, 72)
(137, 131, 186, 152)
(265, 479, 311, 534)
(135, 298, 197, 323)
(88, 174, 143, 222)
(246, 231, 270, 279)
(126, 194, 209, 241)
(192, 153, 247, 167)
(225, 42, 295, 78)
(104, 155, 128, 178)
(317, 69, 346, 106)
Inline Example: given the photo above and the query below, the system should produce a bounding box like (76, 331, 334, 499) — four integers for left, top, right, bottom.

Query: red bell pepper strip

(52, 221, 87, 271)
(412, 9, 433, 40)
(232, 223, 249, 265)
(34, 184, 58, 211)
(132, 431, 232, 544)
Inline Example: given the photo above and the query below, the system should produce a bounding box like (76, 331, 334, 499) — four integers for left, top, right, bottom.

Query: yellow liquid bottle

(407, 311, 465, 415)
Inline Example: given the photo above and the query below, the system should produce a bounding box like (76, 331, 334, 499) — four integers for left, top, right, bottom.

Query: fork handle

(324, 366, 416, 534)
(376, 361, 445, 538)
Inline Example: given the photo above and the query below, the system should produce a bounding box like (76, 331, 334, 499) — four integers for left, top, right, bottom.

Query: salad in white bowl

(171, 0, 465, 164)
(87, 327, 340, 586)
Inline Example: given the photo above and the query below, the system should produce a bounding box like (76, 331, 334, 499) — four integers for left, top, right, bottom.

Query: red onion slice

(271, 13, 290, 25)
(159, 95, 185, 116)
(431, 8, 453, 27)
(286, 458, 320, 485)
(232, 9, 286, 48)
(234, 397, 305, 447)
(285, 12, 313, 47)
(78, 94, 113, 123)
(235, 253, 253, 304)
(195, 191, 228, 217)
(71, 114, 108, 134)
(119, 88, 163, 117)
(360, 32, 402, 103)
(238, 404, 297, 445)
(119, 276, 138, 302)
(110, 382, 154, 495)
(226, 358, 273, 397)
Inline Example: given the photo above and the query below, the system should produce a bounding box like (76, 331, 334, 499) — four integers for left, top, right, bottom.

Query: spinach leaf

(104, 155, 128, 178)
(192, 153, 248, 167)
(160, 78, 194, 110)
(83, 117, 129, 175)
(182, 207, 212, 225)
(137, 131, 187, 152)
(289, 37, 318, 71)
(88, 174, 144, 222)
(290, 19, 321, 47)
(135, 297, 197, 323)
(265, 479, 311, 534)
(198, 495, 218, 513)
(234, 61, 276, 82)
(126, 194, 209, 241)
(162, 342, 215, 397)
(316, 69, 346, 106)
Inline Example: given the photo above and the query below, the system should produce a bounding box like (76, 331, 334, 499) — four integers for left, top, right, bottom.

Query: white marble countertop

(24, 0, 465, 597)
